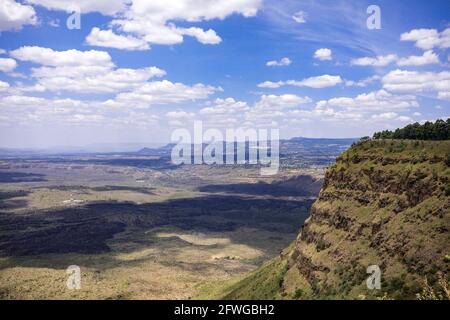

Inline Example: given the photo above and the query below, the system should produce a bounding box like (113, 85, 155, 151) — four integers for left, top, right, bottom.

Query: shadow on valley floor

(0, 171, 46, 183)
(36, 185, 156, 195)
(0, 191, 30, 210)
(197, 175, 323, 197)
(24, 156, 179, 170)
(0, 192, 315, 270)
(91, 185, 156, 195)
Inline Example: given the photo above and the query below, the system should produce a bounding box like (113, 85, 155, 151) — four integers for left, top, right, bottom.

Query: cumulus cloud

(351, 54, 398, 67)
(74, 0, 261, 49)
(314, 48, 332, 61)
(0, 0, 36, 31)
(32, 66, 166, 94)
(200, 98, 249, 115)
(86, 28, 150, 51)
(397, 50, 439, 66)
(382, 69, 450, 100)
(257, 81, 284, 89)
(11, 46, 114, 67)
(371, 112, 398, 120)
(316, 90, 418, 112)
(178, 27, 222, 45)
(113, 80, 221, 107)
(266, 57, 292, 67)
(287, 75, 343, 88)
(0, 58, 17, 72)
(258, 75, 342, 89)
(345, 75, 381, 87)
(0, 94, 163, 128)
(193, 94, 312, 129)
(352, 51, 440, 67)
(400, 28, 450, 50)
(254, 94, 312, 111)
(9, 46, 173, 94)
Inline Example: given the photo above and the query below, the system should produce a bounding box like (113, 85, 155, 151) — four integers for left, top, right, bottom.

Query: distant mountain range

(0, 137, 358, 163)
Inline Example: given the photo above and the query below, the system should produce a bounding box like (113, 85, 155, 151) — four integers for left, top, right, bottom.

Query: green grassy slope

(212, 140, 450, 300)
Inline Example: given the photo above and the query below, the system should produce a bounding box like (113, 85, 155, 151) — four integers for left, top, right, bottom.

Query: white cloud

(371, 112, 398, 120)
(397, 50, 439, 66)
(400, 28, 450, 50)
(292, 11, 307, 23)
(26, 0, 129, 16)
(257, 81, 284, 89)
(86, 28, 150, 51)
(9, 46, 171, 94)
(0, 58, 17, 72)
(382, 69, 450, 101)
(178, 27, 222, 45)
(71, 0, 262, 48)
(200, 98, 249, 115)
(397, 116, 413, 122)
(371, 113, 413, 123)
(287, 75, 342, 88)
(266, 57, 292, 67)
(314, 48, 332, 61)
(438, 91, 450, 101)
(0, 0, 36, 31)
(166, 110, 195, 119)
(345, 75, 380, 87)
(317, 90, 418, 112)
(31, 66, 167, 94)
(0, 80, 10, 91)
(11, 46, 113, 67)
(113, 80, 221, 107)
(194, 95, 312, 129)
(254, 94, 312, 111)
(258, 75, 342, 89)
(241, 94, 312, 128)
(351, 54, 397, 66)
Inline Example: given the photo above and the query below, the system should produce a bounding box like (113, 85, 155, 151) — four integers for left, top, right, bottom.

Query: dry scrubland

(0, 159, 323, 299)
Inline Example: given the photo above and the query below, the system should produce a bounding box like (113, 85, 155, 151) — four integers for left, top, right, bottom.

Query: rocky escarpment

(221, 140, 449, 300)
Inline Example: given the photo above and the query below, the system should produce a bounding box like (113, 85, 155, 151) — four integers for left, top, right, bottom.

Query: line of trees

(373, 118, 450, 140)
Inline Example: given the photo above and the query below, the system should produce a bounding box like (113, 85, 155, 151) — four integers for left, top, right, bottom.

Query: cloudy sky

(0, 0, 449, 149)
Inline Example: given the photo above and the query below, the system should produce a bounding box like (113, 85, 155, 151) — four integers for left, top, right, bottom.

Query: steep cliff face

(222, 140, 450, 300)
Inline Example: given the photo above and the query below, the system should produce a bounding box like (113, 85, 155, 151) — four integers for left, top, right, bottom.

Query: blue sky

(0, 0, 449, 148)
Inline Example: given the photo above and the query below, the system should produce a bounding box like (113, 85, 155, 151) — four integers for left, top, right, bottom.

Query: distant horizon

(0, 135, 360, 152)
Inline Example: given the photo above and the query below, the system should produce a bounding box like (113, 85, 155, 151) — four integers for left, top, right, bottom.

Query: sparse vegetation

(222, 139, 450, 300)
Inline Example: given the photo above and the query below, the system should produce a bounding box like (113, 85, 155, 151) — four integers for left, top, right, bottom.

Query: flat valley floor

(0, 156, 323, 299)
